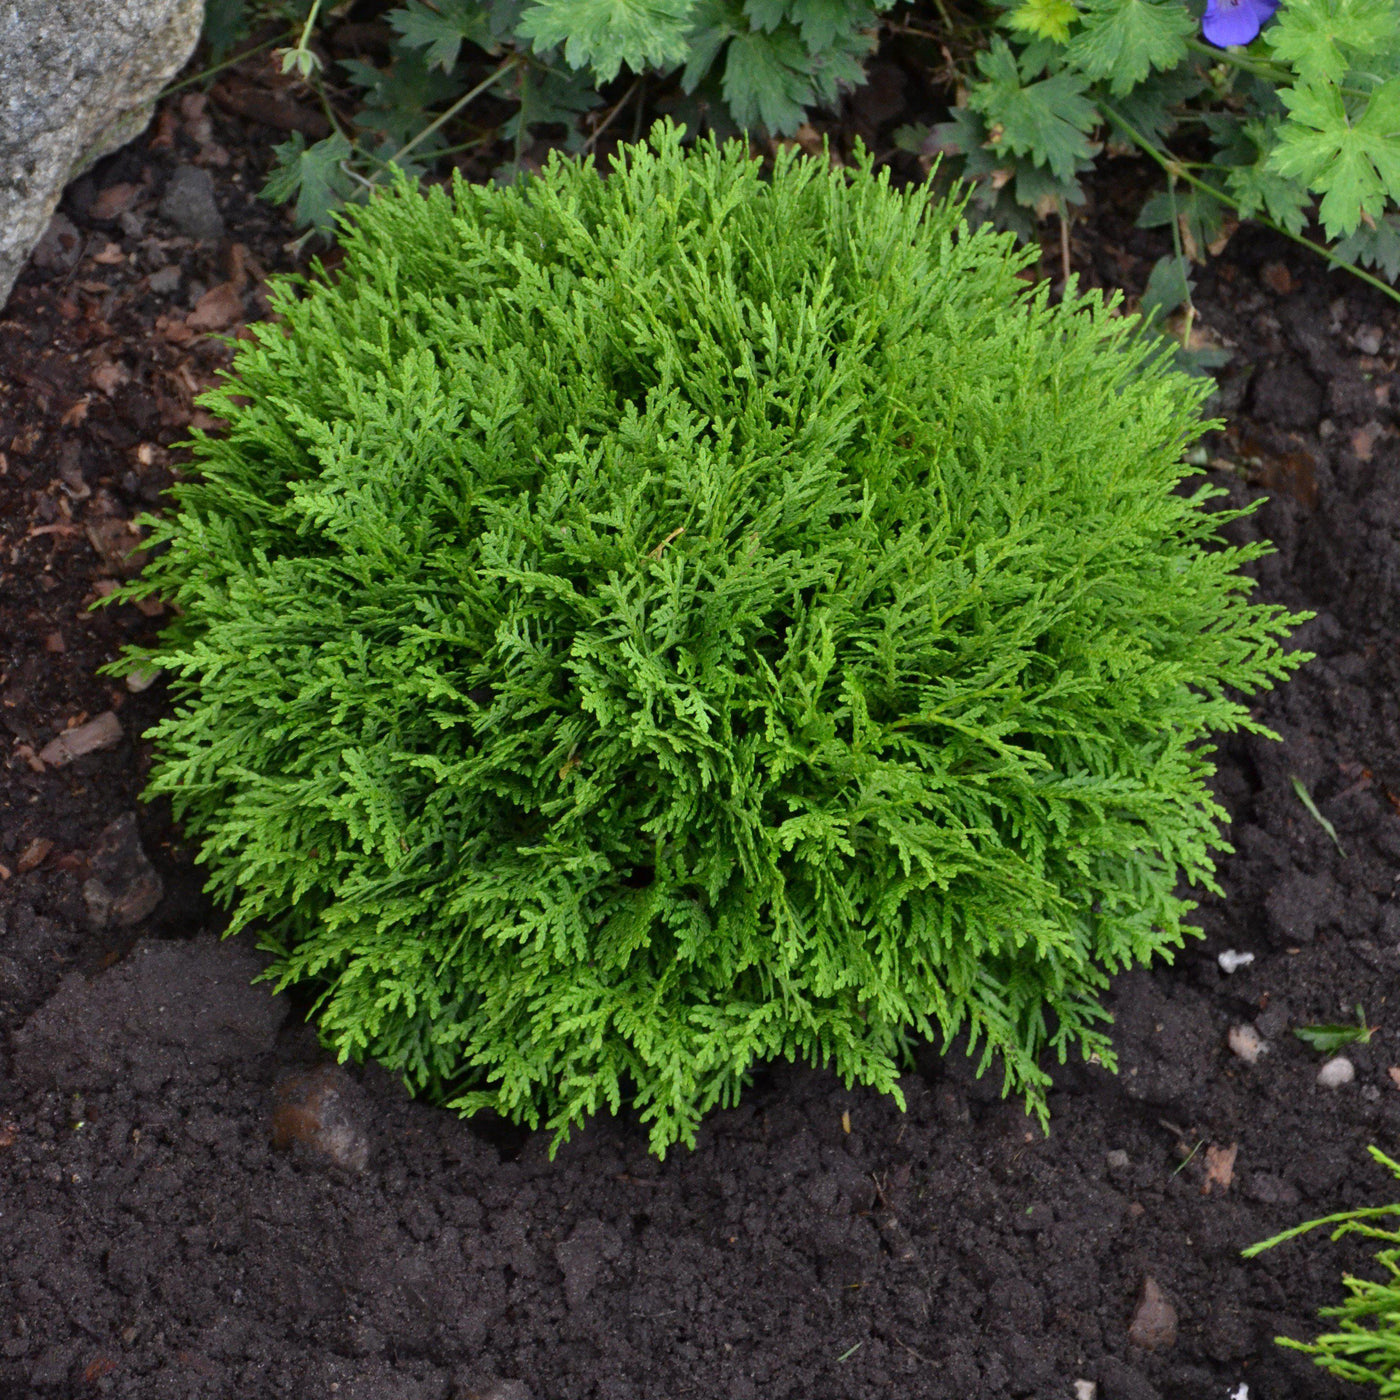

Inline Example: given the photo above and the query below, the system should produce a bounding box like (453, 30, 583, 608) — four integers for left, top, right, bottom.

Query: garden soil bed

(2, 40, 1400, 1400)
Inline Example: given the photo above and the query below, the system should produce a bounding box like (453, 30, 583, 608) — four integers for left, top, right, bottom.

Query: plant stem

(1099, 100, 1400, 306)
(583, 76, 643, 155)
(374, 55, 523, 182)
(164, 31, 291, 96)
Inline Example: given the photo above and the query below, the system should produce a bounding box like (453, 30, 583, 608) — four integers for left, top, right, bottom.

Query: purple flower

(1201, 0, 1279, 46)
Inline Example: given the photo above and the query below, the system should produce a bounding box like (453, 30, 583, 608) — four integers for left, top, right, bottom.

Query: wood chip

(90, 358, 130, 396)
(186, 280, 245, 333)
(38, 712, 123, 767)
(1127, 1276, 1177, 1351)
(90, 184, 139, 220)
(1201, 1142, 1237, 1195)
(15, 837, 54, 873)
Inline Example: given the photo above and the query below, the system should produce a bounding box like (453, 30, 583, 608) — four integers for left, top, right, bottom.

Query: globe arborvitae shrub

(109, 120, 1308, 1157)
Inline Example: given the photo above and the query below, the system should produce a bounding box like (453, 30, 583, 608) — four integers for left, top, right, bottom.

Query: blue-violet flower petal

(1201, 0, 1278, 46)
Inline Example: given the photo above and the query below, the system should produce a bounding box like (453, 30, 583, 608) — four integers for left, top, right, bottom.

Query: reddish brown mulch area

(2, 39, 1400, 1400)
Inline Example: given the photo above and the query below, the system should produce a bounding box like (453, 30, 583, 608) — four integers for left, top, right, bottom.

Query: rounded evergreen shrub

(112, 121, 1307, 1156)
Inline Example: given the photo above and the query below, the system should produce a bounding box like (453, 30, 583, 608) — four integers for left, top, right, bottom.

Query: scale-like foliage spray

(109, 121, 1308, 1155)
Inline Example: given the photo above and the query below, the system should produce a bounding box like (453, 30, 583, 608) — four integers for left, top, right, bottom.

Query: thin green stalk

(164, 31, 292, 96)
(370, 55, 523, 185)
(1185, 38, 1372, 101)
(1099, 100, 1400, 306)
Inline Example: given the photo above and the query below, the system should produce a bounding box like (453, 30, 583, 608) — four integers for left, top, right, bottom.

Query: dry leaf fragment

(90, 184, 139, 220)
(1202, 1142, 1238, 1195)
(186, 280, 244, 333)
(90, 358, 130, 397)
(1351, 423, 1382, 462)
(16, 837, 54, 873)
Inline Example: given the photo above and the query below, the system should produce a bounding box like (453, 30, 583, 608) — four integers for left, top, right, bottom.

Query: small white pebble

(1074, 1381, 1097, 1400)
(1354, 325, 1384, 356)
(1105, 1149, 1130, 1170)
(1228, 1024, 1265, 1064)
(1231, 1385, 1250, 1400)
(1317, 1056, 1356, 1089)
(1218, 950, 1255, 974)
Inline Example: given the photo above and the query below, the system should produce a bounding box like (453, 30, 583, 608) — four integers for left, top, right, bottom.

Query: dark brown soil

(2, 37, 1400, 1400)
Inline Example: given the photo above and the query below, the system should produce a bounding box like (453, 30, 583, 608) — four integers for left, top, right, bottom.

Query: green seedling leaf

(1140, 251, 1190, 321)
(1293, 1005, 1375, 1053)
(1225, 121, 1313, 236)
(277, 43, 324, 79)
(721, 25, 814, 132)
(1334, 211, 1400, 282)
(1006, 0, 1081, 43)
(1289, 774, 1346, 857)
(202, 0, 249, 61)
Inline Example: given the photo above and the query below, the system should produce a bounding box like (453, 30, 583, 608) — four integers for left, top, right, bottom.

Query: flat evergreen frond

(108, 121, 1309, 1157)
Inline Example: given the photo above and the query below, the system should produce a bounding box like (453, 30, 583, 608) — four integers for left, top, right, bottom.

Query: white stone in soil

(1227, 1024, 1266, 1064)
(1317, 1056, 1356, 1088)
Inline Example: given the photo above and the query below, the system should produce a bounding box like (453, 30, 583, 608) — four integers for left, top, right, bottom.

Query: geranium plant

(107, 121, 1307, 1155)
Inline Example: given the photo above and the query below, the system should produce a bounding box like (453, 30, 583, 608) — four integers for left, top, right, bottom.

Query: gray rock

(38, 710, 123, 767)
(81, 811, 164, 930)
(27, 210, 83, 272)
(0, 0, 202, 308)
(270, 1063, 372, 1172)
(158, 163, 224, 242)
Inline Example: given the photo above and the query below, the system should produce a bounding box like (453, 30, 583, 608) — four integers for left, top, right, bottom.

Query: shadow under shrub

(109, 121, 1308, 1156)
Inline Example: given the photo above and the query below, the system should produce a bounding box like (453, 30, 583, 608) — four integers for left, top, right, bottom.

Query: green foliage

(968, 39, 1099, 183)
(207, 0, 891, 238)
(108, 123, 1307, 1155)
(896, 0, 1400, 301)
(1293, 1005, 1376, 1052)
(206, 0, 1400, 303)
(261, 130, 358, 233)
(515, 0, 696, 82)
(1244, 1146, 1400, 1393)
